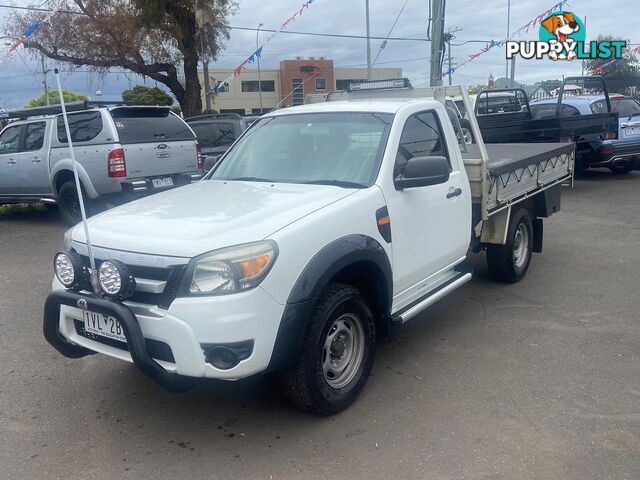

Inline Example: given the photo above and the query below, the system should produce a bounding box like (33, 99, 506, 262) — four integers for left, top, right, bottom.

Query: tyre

(279, 283, 376, 415)
(609, 162, 634, 175)
(58, 180, 91, 226)
(458, 119, 475, 144)
(486, 208, 533, 283)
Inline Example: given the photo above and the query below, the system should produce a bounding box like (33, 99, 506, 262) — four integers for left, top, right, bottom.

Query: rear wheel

(609, 162, 634, 175)
(279, 283, 376, 415)
(486, 208, 533, 283)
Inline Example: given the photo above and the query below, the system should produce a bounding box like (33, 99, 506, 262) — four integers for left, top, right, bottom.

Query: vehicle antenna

(54, 68, 99, 293)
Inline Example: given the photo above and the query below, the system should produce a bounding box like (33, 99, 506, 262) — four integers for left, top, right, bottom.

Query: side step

(391, 270, 472, 324)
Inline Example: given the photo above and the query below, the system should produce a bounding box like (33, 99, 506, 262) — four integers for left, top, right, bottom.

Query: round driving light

(53, 250, 88, 290)
(98, 260, 136, 299)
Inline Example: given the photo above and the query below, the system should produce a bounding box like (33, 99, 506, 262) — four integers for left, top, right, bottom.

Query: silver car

(0, 105, 203, 224)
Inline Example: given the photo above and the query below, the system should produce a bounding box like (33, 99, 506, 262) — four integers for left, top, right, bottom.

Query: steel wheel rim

(462, 128, 473, 144)
(513, 222, 530, 269)
(322, 313, 365, 389)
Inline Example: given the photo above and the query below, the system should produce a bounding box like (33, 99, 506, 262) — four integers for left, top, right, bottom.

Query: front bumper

(591, 140, 640, 168)
(44, 286, 286, 390)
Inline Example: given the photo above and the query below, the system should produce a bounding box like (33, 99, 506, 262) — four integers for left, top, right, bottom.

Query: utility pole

(429, 0, 446, 86)
(257, 23, 264, 114)
(40, 53, 50, 105)
(365, 0, 372, 80)
(444, 28, 461, 86)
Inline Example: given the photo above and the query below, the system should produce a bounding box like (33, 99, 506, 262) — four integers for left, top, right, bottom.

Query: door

(386, 111, 470, 307)
(0, 124, 23, 195)
(19, 121, 50, 195)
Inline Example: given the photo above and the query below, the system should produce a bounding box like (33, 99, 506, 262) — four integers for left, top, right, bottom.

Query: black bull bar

(43, 290, 195, 392)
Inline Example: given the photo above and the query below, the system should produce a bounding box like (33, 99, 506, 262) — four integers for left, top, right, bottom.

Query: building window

(291, 78, 304, 106)
(214, 82, 229, 93)
(241, 80, 276, 92)
(315, 77, 327, 91)
(336, 79, 366, 91)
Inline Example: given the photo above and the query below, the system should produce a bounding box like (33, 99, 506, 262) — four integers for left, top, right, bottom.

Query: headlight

(54, 250, 88, 290)
(98, 260, 136, 299)
(184, 241, 278, 296)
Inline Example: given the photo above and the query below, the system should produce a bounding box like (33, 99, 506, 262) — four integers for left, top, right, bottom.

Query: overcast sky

(0, 0, 638, 108)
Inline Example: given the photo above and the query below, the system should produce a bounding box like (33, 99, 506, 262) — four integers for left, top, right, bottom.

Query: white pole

(54, 68, 99, 293)
(365, 0, 372, 80)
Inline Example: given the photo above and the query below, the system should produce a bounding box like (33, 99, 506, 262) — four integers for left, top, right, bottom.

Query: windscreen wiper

(226, 176, 274, 182)
(301, 180, 367, 189)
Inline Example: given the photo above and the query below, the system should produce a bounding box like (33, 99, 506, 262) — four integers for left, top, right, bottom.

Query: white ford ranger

(44, 83, 574, 414)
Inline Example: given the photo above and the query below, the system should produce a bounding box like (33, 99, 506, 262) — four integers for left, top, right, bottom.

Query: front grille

(77, 254, 185, 308)
(74, 320, 175, 363)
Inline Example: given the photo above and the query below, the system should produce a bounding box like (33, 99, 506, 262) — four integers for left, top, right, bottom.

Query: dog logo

(539, 11, 584, 61)
(506, 10, 625, 64)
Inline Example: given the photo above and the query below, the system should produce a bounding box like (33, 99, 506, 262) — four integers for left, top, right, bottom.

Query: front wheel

(279, 283, 376, 415)
(486, 208, 533, 283)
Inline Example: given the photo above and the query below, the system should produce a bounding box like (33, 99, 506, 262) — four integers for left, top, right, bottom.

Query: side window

(395, 111, 450, 178)
(560, 104, 580, 117)
(0, 125, 22, 154)
(57, 111, 103, 143)
(24, 122, 46, 151)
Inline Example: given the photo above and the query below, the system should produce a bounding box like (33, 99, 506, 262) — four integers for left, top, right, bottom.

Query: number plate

(152, 177, 174, 188)
(624, 126, 640, 137)
(83, 310, 126, 343)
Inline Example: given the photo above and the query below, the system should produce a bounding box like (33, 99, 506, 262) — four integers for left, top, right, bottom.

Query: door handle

(32, 158, 41, 164)
(446, 187, 463, 199)
(7, 159, 16, 165)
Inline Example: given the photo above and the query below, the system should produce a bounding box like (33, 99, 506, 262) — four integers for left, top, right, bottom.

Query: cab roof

(263, 98, 441, 117)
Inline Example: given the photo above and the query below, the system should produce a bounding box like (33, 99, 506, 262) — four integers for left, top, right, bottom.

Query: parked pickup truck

(531, 94, 640, 174)
(44, 83, 574, 415)
(474, 77, 618, 171)
(0, 103, 203, 224)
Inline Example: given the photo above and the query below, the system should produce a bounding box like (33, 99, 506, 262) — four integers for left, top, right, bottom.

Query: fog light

(202, 341, 254, 370)
(54, 251, 88, 290)
(98, 260, 136, 299)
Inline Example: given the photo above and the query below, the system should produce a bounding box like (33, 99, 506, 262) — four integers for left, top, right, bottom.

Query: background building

(201, 58, 402, 115)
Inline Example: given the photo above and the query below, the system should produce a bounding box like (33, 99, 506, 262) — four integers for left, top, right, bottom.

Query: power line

(0, 4, 430, 42)
(372, 0, 410, 65)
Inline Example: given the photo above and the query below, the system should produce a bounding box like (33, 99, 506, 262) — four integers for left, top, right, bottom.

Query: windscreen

(110, 108, 194, 143)
(190, 122, 237, 148)
(211, 112, 393, 187)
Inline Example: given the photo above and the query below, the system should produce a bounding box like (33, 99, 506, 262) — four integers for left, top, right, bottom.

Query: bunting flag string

(442, 0, 569, 78)
(214, 0, 317, 94)
(1, 1, 63, 65)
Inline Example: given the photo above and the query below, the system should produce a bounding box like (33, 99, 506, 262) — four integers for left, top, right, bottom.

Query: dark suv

(186, 113, 256, 170)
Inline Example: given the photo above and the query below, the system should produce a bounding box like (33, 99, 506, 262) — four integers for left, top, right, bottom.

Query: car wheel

(279, 283, 376, 415)
(609, 162, 634, 175)
(58, 180, 92, 226)
(486, 208, 534, 283)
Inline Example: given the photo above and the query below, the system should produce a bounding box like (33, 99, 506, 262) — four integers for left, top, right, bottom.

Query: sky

(0, 0, 638, 109)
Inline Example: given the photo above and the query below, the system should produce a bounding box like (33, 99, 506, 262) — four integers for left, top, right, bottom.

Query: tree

(122, 85, 173, 105)
(468, 84, 488, 95)
(8, 0, 236, 117)
(585, 36, 639, 77)
(26, 90, 88, 108)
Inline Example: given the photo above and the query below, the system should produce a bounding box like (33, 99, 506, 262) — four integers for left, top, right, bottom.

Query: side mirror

(394, 156, 450, 190)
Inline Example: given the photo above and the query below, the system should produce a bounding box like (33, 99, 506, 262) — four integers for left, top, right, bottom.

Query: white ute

(44, 82, 575, 414)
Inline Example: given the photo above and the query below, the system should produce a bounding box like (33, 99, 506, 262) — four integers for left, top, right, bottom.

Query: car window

(590, 100, 610, 114)
(24, 122, 46, 151)
(611, 98, 640, 117)
(530, 103, 580, 119)
(110, 108, 194, 143)
(190, 122, 237, 148)
(395, 111, 450, 178)
(57, 111, 103, 143)
(0, 125, 21, 154)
